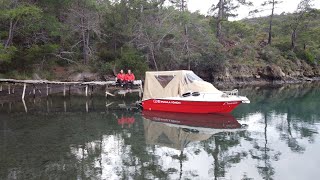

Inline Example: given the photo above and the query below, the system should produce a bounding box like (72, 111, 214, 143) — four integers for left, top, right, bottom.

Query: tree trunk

(86, 27, 90, 59)
(149, 45, 158, 71)
(185, 39, 190, 70)
(5, 19, 15, 49)
(82, 30, 89, 64)
(5, 0, 19, 49)
(291, 29, 297, 50)
(181, 0, 190, 70)
(268, 0, 275, 45)
(80, 10, 89, 64)
(121, 0, 128, 25)
(113, 33, 117, 53)
(216, 0, 223, 41)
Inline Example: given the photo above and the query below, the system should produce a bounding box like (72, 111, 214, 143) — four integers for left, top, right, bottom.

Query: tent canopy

(142, 70, 221, 100)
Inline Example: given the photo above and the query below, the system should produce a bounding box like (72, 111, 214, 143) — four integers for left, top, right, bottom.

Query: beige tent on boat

(142, 70, 221, 101)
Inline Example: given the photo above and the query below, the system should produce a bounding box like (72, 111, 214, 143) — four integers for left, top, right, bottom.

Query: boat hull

(142, 99, 242, 113)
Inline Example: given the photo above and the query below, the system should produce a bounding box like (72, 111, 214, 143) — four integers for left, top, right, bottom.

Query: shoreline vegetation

(0, 1, 319, 84)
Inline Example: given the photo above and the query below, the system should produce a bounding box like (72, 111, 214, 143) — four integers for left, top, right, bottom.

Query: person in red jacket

(125, 69, 135, 89)
(116, 69, 125, 87)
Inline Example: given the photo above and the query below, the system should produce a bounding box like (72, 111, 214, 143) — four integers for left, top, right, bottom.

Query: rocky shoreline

(54, 63, 320, 85)
(206, 62, 320, 86)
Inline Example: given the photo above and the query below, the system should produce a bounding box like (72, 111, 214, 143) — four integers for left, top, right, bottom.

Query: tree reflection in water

(142, 111, 247, 179)
(0, 83, 320, 179)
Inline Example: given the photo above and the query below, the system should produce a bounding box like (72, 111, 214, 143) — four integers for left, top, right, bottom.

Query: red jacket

(125, 73, 135, 81)
(117, 73, 125, 81)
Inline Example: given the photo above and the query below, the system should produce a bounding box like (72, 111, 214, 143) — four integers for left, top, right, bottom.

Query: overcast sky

(187, 0, 320, 20)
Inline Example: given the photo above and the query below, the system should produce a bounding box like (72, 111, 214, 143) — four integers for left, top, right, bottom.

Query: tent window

(154, 75, 175, 88)
(185, 72, 203, 84)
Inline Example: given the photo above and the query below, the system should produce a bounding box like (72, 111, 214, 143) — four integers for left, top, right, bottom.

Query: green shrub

(25, 44, 60, 64)
(260, 46, 283, 63)
(274, 40, 291, 52)
(284, 51, 297, 61)
(0, 44, 17, 63)
(6, 70, 31, 79)
(94, 61, 115, 75)
(296, 49, 316, 64)
(313, 49, 320, 65)
(94, 46, 148, 79)
(305, 50, 315, 64)
(231, 46, 244, 57)
(116, 47, 148, 79)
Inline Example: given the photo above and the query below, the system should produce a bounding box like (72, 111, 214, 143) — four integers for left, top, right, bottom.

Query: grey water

(0, 83, 320, 180)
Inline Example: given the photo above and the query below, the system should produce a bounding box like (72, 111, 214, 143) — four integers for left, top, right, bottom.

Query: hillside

(0, 0, 319, 83)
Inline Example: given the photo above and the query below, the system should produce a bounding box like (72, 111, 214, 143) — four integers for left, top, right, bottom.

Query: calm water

(0, 83, 320, 180)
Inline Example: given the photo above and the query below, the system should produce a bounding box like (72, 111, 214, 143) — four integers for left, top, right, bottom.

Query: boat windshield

(185, 72, 204, 83)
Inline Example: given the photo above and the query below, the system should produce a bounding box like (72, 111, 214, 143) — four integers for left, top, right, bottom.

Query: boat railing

(222, 89, 238, 96)
(182, 89, 239, 98)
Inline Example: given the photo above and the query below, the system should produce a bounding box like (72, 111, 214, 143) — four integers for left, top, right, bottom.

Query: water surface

(0, 83, 320, 180)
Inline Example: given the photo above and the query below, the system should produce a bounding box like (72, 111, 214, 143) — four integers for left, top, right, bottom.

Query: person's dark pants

(117, 79, 124, 87)
(125, 81, 134, 89)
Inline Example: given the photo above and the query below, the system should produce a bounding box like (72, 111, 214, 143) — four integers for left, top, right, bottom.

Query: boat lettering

(223, 102, 238, 105)
(153, 100, 181, 104)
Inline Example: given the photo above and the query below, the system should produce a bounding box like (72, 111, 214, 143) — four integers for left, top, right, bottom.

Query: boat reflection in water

(143, 111, 247, 150)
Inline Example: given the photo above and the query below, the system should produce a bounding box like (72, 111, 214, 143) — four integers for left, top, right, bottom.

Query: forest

(0, 0, 320, 81)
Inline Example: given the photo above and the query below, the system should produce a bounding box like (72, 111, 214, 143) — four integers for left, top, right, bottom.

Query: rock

(303, 70, 314, 77)
(68, 73, 82, 81)
(295, 59, 302, 67)
(231, 65, 254, 80)
(300, 61, 314, 77)
(82, 72, 100, 81)
(202, 61, 320, 83)
(68, 72, 101, 82)
(258, 64, 285, 80)
(212, 66, 234, 82)
(313, 67, 320, 76)
(104, 75, 116, 81)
